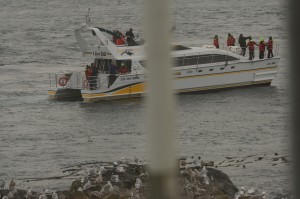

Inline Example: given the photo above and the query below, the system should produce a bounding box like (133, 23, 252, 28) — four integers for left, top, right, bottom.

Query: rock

(201, 160, 214, 167)
(0, 179, 5, 189)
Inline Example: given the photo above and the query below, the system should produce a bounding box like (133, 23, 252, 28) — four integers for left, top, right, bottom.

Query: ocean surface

(0, 0, 290, 197)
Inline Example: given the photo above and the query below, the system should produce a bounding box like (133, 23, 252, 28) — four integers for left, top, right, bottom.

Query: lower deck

(48, 57, 279, 102)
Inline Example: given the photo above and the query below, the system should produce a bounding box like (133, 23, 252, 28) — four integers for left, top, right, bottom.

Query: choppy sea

(0, 0, 290, 197)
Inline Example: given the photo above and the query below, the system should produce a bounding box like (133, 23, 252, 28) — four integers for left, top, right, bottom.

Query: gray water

(0, 0, 290, 197)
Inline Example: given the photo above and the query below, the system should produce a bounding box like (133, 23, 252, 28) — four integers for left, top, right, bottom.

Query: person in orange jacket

(266, 36, 274, 58)
(213, 35, 219, 49)
(227, 33, 236, 47)
(247, 36, 258, 60)
(258, 37, 266, 59)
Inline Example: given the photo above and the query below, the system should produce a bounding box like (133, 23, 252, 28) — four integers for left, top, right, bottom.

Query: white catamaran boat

(48, 21, 280, 102)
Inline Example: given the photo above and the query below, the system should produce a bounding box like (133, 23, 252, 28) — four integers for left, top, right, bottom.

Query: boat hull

(48, 58, 279, 102)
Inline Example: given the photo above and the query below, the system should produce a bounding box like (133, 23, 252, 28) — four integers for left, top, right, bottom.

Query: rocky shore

(0, 156, 291, 199)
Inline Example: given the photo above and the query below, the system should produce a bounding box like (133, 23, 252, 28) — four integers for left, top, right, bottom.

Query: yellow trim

(48, 91, 56, 95)
(177, 80, 271, 93)
(82, 93, 106, 98)
(114, 83, 145, 95)
(176, 67, 277, 80)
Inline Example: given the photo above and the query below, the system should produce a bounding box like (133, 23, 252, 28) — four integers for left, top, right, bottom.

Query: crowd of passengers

(213, 33, 274, 60)
(84, 61, 129, 89)
(112, 28, 138, 46)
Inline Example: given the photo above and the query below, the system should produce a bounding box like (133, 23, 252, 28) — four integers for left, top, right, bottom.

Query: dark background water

(0, 0, 290, 197)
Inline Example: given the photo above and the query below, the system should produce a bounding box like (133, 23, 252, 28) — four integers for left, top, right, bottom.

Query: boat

(48, 20, 280, 102)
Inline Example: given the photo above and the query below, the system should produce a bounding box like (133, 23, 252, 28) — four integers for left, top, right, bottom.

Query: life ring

(58, 77, 67, 86)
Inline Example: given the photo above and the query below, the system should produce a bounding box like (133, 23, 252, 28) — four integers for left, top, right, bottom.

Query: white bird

(99, 166, 107, 175)
(83, 180, 91, 190)
(38, 191, 47, 199)
(116, 166, 125, 173)
(2, 196, 8, 199)
(111, 175, 119, 183)
(7, 191, 13, 199)
(134, 156, 139, 164)
(77, 187, 83, 192)
(95, 174, 103, 184)
(52, 191, 58, 199)
(100, 181, 113, 194)
(135, 178, 142, 189)
(87, 135, 94, 143)
(12, 188, 18, 195)
(25, 187, 33, 199)
(120, 157, 126, 164)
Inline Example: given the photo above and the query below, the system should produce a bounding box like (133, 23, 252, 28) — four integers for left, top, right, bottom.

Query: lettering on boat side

(267, 62, 276, 65)
(120, 76, 140, 81)
(93, 51, 107, 56)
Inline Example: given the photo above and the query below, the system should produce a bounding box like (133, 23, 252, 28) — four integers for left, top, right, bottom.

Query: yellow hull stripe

(48, 91, 56, 95)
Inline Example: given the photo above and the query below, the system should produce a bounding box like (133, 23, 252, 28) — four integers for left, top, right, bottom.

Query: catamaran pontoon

(48, 23, 280, 102)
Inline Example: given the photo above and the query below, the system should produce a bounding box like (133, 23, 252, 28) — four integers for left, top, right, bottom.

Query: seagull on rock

(52, 191, 58, 199)
(25, 187, 33, 199)
(38, 190, 47, 199)
(83, 180, 91, 190)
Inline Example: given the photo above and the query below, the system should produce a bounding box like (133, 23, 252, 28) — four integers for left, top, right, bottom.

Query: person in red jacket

(266, 36, 274, 58)
(227, 33, 236, 47)
(119, 63, 128, 74)
(213, 35, 219, 49)
(258, 37, 266, 59)
(247, 37, 258, 60)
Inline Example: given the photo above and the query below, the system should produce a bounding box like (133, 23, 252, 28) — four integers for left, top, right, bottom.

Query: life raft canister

(58, 77, 68, 86)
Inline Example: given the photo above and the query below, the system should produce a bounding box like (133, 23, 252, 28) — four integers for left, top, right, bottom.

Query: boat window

(139, 60, 147, 68)
(220, 67, 225, 70)
(174, 54, 238, 67)
(198, 69, 203, 72)
(231, 66, 235, 69)
(209, 68, 214, 71)
(116, 60, 132, 73)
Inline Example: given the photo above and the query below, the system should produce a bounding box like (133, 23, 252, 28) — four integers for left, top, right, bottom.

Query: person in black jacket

(238, 34, 251, 56)
(125, 28, 136, 46)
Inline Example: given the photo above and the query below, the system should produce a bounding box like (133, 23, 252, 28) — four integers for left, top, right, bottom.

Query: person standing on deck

(238, 34, 251, 56)
(247, 36, 258, 60)
(227, 33, 236, 47)
(126, 28, 136, 46)
(258, 37, 266, 59)
(266, 36, 274, 58)
(91, 63, 99, 89)
(213, 35, 219, 49)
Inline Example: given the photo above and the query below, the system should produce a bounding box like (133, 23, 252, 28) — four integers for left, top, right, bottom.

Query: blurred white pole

(144, 0, 177, 198)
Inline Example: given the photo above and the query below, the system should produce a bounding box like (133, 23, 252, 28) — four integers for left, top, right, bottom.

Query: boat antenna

(85, 8, 91, 26)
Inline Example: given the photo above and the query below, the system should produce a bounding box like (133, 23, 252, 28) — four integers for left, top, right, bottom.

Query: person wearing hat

(266, 36, 274, 58)
(247, 36, 258, 60)
(258, 37, 266, 59)
(238, 34, 251, 56)
(213, 35, 219, 49)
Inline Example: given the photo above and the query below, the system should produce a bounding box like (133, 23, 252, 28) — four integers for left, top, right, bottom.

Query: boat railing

(219, 42, 280, 58)
(49, 72, 118, 91)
